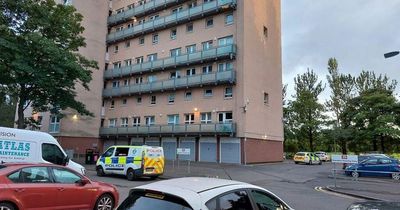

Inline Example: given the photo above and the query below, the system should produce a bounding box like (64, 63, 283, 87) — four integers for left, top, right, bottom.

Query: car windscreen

(117, 190, 193, 210)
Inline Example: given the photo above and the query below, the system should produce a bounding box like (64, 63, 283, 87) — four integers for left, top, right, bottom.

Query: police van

(96, 145, 164, 180)
(0, 127, 86, 174)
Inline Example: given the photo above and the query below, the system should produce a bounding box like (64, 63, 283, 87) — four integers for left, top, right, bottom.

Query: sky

(282, 0, 400, 101)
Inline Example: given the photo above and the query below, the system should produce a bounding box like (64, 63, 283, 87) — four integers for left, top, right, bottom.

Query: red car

(0, 163, 118, 210)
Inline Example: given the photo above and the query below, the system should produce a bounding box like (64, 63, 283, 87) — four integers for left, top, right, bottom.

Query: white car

(315, 151, 329, 162)
(117, 177, 293, 210)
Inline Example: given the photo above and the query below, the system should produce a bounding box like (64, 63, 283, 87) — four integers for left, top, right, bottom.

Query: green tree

(0, 0, 98, 128)
(0, 92, 16, 127)
(289, 69, 326, 152)
(325, 58, 355, 154)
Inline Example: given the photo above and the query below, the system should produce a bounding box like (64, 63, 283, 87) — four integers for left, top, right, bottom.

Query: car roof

(0, 163, 55, 175)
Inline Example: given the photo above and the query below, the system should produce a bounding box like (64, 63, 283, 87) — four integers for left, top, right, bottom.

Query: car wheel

(0, 202, 16, 210)
(392, 172, 400, 180)
(127, 168, 136, 181)
(294, 161, 299, 164)
(351, 171, 359, 178)
(308, 160, 312, 165)
(318, 161, 322, 165)
(96, 166, 105, 177)
(95, 194, 114, 210)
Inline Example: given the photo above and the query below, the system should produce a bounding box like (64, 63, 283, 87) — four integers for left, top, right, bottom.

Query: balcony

(107, 0, 237, 43)
(104, 44, 236, 79)
(103, 70, 235, 97)
(108, 0, 192, 26)
(99, 123, 236, 137)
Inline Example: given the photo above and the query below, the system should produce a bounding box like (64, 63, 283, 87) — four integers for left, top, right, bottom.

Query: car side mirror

(76, 178, 90, 186)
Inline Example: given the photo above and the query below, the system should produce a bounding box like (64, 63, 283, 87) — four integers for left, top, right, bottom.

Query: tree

(0, 0, 98, 128)
(325, 58, 355, 154)
(289, 69, 326, 152)
(0, 92, 16, 127)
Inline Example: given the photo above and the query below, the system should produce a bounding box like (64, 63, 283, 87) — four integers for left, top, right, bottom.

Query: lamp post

(384, 51, 399, 59)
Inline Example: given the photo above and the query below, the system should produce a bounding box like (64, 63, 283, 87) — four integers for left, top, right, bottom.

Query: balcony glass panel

(120, 86, 130, 95)
(176, 55, 188, 64)
(161, 125, 173, 133)
(163, 80, 174, 88)
(202, 49, 216, 58)
(148, 126, 160, 133)
(174, 125, 186, 133)
(201, 124, 216, 132)
(140, 83, 151, 92)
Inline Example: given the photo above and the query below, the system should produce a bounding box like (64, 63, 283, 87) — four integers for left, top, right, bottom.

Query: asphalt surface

(85, 161, 399, 210)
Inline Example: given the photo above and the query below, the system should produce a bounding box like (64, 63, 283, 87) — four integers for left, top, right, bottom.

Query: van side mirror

(63, 156, 70, 166)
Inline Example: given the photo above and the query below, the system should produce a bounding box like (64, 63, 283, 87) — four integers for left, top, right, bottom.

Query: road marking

(314, 186, 363, 201)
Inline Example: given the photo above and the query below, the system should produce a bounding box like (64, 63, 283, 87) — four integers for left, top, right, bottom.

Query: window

(264, 92, 269, 105)
(127, 4, 134, 10)
(225, 13, 234, 25)
(201, 112, 212, 124)
(124, 79, 130, 86)
(168, 94, 175, 103)
(147, 53, 157, 62)
(219, 191, 253, 210)
(364, 158, 378, 165)
(110, 100, 115, 109)
(8, 170, 21, 183)
(186, 44, 196, 54)
(264, 26, 268, 38)
(204, 0, 214, 2)
(171, 6, 183, 14)
(63, 0, 72, 5)
(186, 23, 194, 33)
(186, 68, 196, 76)
(109, 119, 117, 127)
(136, 56, 144, 64)
(115, 147, 129, 156)
(152, 34, 159, 44)
(170, 48, 181, 57)
(185, 91, 192, 101)
(42, 143, 65, 165)
(49, 115, 60, 133)
(125, 41, 131, 48)
(251, 190, 289, 210)
(113, 62, 122, 69)
(138, 19, 145, 25)
(117, 191, 193, 210)
(202, 65, 212, 74)
(114, 45, 119, 53)
(53, 168, 81, 184)
(218, 112, 233, 123)
(202, 40, 213, 50)
(149, 14, 159, 21)
(132, 117, 141, 126)
(167, 114, 179, 125)
(122, 98, 127, 105)
(112, 81, 120, 88)
(204, 89, 213, 97)
(18, 167, 52, 183)
(116, 8, 124, 14)
(225, 87, 233, 98)
(102, 147, 114, 157)
(170, 29, 177, 40)
(127, 22, 134, 28)
(121, 118, 129, 127)
(218, 62, 233, 71)
(218, 35, 233, 46)
(379, 159, 392, 164)
(170, 71, 180, 79)
(206, 18, 214, 28)
(184, 113, 195, 124)
(137, 97, 142, 103)
(188, 1, 197, 8)
(145, 116, 155, 126)
(148, 75, 157, 83)
(139, 37, 145, 45)
(125, 59, 132, 66)
(150, 95, 156, 104)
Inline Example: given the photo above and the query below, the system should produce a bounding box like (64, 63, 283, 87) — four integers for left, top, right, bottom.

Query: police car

(96, 145, 164, 180)
(293, 152, 322, 165)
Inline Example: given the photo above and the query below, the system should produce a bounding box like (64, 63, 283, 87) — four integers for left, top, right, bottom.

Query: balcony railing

(100, 123, 236, 136)
(103, 70, 235, 97)
(108, 0, 192, 26)
(107, 0, 237, 43)
(104, 44, 236, 79)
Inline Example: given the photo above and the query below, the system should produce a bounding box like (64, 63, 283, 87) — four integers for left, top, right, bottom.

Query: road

(86, 162, 369, 210)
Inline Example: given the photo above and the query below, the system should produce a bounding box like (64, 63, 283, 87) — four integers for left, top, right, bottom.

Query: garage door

(103, 140, 115, 152)
(145, 138, 160, 146)
(200, 138, 217, 162)
(162, 138, 177, 160)
(179, 138, 195, 161)
(220, 138, 241, 164)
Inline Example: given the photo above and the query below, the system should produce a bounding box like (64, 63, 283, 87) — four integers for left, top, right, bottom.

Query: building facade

(22, 0, 283, 164)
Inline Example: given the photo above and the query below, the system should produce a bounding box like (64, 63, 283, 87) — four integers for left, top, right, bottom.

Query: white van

(0, 127, 86, 175)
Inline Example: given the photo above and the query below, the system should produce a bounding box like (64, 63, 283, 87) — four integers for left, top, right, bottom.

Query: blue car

(345, 157, 400, 180)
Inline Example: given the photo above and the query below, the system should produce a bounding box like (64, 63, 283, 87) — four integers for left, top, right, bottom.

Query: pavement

(83, 160, 400, 210)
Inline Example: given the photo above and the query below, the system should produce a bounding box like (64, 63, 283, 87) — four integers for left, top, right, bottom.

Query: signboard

(0, 139, 35, 162)
(331, 155, 358, 164)
(177, 148, 191, 155)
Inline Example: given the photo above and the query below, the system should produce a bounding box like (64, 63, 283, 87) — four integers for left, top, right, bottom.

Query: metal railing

(103, 70, 235, 97)
(104, 44, 236, 79)
(99, 123, 236, 136)
(107, 0, 236, 30)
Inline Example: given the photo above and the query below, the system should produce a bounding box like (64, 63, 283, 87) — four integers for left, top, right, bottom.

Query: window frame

(49, 115, 60, 133)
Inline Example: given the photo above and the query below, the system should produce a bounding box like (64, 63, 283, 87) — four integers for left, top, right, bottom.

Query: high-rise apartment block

(22, 0, 283, 164)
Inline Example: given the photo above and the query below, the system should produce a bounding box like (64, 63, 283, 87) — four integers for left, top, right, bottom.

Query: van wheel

(0, 202, 16, 210)
(96, 166, 105, 177)
(150, 175, 159, 180)
(94, 194, 114, 210)
(127, 168, 136, 181)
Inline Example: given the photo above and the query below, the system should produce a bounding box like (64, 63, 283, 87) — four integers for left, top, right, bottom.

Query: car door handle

(14, 188, 25, 193)
(58, 187, 65, 192)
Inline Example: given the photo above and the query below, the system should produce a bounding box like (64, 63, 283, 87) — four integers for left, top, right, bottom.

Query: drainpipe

(244, 137, 247, 165)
